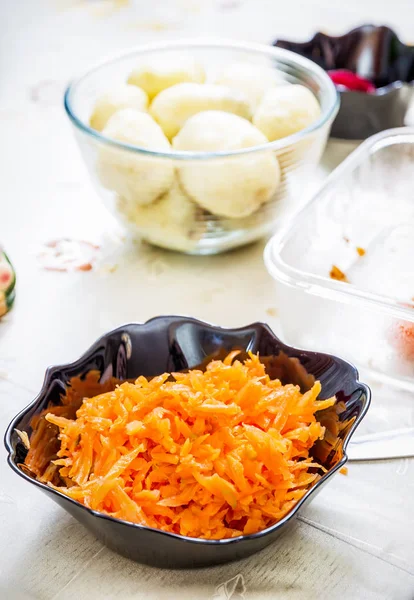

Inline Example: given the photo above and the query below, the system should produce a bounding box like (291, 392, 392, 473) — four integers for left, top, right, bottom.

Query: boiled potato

(173, 111, 280, 218)
(127, 54, 205, 100)
(98, 109, 174, 206)
(150, 83, 252, 140)
(90, 84, 148, 132)
(253, 84, 321, 141)
(211, 62, 286, 110)
(117, 178, 202, 252)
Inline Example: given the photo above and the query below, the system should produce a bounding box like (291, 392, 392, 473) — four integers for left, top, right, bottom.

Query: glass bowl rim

(64, 38, 340, 161)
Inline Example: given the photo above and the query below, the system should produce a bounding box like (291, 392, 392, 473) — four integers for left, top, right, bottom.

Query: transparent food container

(265, 127, 414, 391)
(64, 40, 338, 254)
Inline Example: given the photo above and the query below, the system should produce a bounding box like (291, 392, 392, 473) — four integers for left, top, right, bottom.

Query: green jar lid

(0, 250, 16, 318)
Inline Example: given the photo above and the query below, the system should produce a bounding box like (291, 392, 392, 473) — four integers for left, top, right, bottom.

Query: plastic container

(64, 40, 338, 254)
(265, 127, 414, 391)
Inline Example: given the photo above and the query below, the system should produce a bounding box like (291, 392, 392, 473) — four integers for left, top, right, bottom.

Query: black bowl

(274, 25, 414, 140)
(4, 317, 370, 568)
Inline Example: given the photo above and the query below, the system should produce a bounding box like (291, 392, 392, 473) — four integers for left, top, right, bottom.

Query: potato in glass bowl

(64, 40, 339, 254)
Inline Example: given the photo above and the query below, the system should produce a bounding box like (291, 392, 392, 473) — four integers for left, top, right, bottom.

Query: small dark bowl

(274, 25, 414, 140)
(4, 317, 370, 568)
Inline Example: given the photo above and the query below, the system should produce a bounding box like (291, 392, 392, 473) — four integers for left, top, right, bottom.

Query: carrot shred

(31, 353, 335, 539)
(330, 265, 349, 282)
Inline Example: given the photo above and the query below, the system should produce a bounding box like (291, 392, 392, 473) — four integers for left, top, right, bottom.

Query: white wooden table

(1, 1, 413, 598)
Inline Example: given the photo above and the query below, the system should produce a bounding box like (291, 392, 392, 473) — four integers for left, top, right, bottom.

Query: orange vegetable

(388, 320, 414, 362)
(330, 265, 348, 282)
(42, 353, 335, 539)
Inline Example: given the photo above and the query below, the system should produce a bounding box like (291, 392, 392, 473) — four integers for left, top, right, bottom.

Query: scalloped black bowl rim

(4, 316, 371, 547)
(274, 24, 414, 96)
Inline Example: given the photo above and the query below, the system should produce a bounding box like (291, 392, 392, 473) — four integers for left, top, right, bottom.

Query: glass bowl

(64, 40, 339, 254)
(5, 317, 369, 568)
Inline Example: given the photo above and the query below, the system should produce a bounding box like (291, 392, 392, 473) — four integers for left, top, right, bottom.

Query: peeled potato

(173, 111, 280, 218)
(117, 178, 202, 252)
(127, 54, 205, 100)
(89, 84, 149, 132)
(253, 84, 321, 141)
(211, 62, 286, 110)
(150, 83, 252, 140)
(98, 109, 174, 206)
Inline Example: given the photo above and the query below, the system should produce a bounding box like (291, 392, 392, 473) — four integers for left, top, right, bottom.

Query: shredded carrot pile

(24, 371, 122, 485)
(45, 353, 335, 539)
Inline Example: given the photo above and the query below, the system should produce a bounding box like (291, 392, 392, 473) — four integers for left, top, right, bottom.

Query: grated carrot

(330, 265, 348, 282)
(36, 353, 335, 539)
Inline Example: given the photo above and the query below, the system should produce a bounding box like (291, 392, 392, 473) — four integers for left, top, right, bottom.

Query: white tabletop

(1, 1, 414, 598)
